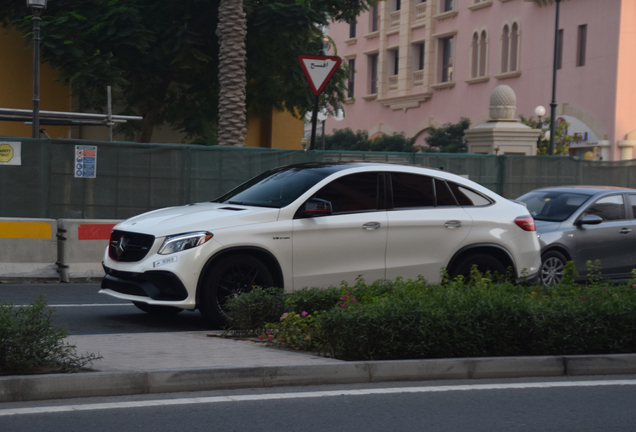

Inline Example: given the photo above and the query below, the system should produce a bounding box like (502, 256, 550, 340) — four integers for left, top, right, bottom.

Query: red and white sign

(298, 55, 342, 96)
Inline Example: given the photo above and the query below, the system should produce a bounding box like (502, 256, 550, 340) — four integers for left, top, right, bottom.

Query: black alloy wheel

(200, 254, 274, 327)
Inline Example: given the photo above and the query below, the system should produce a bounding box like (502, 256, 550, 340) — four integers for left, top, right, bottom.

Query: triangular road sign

(298, 55, 342, 96)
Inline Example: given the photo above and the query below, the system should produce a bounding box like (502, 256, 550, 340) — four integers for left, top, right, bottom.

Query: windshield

(213, 166, 337, 208)
(516, 191, 590, 222)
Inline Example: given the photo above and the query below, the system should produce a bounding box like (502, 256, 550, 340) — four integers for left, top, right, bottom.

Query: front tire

(199, 254, 274, 327)
(450, 254, 507, 280)
(540, 250, 567, 285)
(132, 302, 183, 316)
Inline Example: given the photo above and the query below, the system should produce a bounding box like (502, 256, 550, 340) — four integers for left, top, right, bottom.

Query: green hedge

(225, 273, 636, 361)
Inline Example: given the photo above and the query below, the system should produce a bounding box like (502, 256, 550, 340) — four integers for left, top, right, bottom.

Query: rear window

(447, 182, 492, 206)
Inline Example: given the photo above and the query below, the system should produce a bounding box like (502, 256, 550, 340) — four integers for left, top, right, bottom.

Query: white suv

(101, 162, 541, 325)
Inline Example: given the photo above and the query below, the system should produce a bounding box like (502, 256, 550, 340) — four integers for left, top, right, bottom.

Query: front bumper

(101, 265, 189, 301)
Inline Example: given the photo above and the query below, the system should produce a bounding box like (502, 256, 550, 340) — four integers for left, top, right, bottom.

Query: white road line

(11, 304, 133, 308)
(2, 380, 636, 417)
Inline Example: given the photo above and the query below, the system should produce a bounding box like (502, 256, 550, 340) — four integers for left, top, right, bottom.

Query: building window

(557, 29, 563, 69)
(577, 24, 587, 67)
(370, 4, 379, 32)
(414, 42, 425, 71)
(439, 36, 454, 83)
(501, 22, 520, 73)
(349, 20, 357, 39)
(369, 54, 378, 94)
(442, 0, 455, 12)
(348, 59, 355, 98)
(471, 31, 488, 78)
(388, 49, 399, 90)
(396, 0, 401, 11)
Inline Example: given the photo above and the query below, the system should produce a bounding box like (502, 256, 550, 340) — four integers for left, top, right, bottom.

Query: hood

(534, 219, 563, 233)
(115, 202, 280, 237)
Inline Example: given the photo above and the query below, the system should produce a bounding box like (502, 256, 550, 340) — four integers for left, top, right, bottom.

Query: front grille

(109, 230, 155, 262)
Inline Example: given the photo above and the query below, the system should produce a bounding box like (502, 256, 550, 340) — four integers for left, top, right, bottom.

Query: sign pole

(310, 95, 320, 151)
(298, 54, 342, 151)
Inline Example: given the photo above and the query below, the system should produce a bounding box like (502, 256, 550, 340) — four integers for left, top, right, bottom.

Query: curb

(2, 354, 636, 402)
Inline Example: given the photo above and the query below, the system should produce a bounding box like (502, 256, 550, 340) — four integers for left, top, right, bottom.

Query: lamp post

(27, 0, 47, 139)
(549, 0, 562, 156)
(535, 105, 546, 125)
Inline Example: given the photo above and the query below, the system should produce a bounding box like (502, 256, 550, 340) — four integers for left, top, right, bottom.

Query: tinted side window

(447, 181, 492, 206)
(435, 179, 458, 206)
(390, 173, 435, 208)
(583, 195, 625, 221)
(313, 172, 379, 213)
(629, 195, 636, 219)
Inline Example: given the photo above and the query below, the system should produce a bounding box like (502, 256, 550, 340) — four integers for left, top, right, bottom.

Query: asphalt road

(0, 283, 213, 334)
(2, 378, 636, 431)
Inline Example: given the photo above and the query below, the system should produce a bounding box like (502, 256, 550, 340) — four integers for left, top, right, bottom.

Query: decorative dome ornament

(489, 85, 517, 120)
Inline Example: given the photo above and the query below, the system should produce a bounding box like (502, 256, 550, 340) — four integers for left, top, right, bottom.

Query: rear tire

(450, 254, 507, 279)
(132, 301, 183, 316)
(199, 254, 274, 327)
(540, 250, 567, 285)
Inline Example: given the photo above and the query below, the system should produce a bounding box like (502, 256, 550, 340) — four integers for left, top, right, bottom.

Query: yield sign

(298, 55, 342, 96)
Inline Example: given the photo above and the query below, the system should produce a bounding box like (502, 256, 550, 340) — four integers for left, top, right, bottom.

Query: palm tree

(216, 0, 247, 146)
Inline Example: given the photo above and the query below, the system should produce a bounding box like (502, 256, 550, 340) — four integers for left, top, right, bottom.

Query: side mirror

(296, 198, 333, 218)
(577, 214, 603, 226)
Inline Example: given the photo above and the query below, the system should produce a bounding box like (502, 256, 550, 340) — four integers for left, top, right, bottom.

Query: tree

(1, 0, 374, 143)
(217, 0, 247, 146)
(324, 128, 416, 152)
(424, 117, 470, 153)
(519, 114, 576, 155)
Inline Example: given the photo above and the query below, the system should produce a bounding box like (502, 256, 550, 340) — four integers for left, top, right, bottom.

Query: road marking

(2, 380, 636, 417)
(11, 303, 133, 308)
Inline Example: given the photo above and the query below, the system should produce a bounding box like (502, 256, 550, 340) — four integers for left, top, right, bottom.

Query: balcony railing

(390, 11, 401, 27)
(415, 2, 427, 19)
(413, 70, 424, 86)
(388, 75, 398, 90)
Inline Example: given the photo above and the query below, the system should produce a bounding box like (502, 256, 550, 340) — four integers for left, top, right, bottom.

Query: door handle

(445, 221, 462, 229)
(620, 228, 632, 234)
(362, 222, 382, 230)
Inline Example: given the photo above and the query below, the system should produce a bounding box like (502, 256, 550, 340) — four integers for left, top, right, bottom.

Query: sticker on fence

(75, 145, 97, 178)
(0, 141, 21, 166)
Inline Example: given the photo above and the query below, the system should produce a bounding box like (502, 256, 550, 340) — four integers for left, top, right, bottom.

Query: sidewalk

(65, 331, 341, 371)
(2, 331, 636, 403)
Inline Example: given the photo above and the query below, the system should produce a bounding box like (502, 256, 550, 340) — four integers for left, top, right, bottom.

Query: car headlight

(158, 231, 213, 255)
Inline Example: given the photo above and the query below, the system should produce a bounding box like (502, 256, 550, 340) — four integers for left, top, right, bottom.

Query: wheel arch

(447, 244, 516, 276)
(195, 246, 284, 307)
(541, 245, 573, 262)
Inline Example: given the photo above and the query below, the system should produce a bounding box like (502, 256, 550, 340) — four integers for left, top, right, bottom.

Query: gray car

(516, 186, 636, 284)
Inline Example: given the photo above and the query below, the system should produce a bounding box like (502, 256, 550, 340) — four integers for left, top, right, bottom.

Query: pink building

(326, 0, 636, 161)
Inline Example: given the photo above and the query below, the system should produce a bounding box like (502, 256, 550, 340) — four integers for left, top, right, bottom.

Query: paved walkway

(65, 332, 341, 372)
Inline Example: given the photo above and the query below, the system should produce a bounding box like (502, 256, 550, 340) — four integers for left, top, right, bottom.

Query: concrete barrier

(56, 219, 121, 282)
(0, 218, 59, 281)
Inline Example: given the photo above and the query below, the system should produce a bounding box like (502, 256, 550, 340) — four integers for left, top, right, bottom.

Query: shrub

(0, 297, 102, 374)
(223, 287, 287, 336)
(227, 275, 636, 361)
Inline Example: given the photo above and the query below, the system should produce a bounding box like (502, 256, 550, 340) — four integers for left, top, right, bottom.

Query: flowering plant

(259, 310, 322, 352)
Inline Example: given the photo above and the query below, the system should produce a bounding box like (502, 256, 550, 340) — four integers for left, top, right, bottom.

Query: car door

(575, 194, 635, 277)
(385, 174, 472, 283)
(292, 172, 387, 289)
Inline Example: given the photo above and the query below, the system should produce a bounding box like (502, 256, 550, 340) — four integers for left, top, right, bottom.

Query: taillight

(514, 216, 536, 231)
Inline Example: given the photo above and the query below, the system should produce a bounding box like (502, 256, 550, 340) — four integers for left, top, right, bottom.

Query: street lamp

(549, 0, 562, 155)
(26, 0, 48, 139)
(535, 105, 546, 125)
